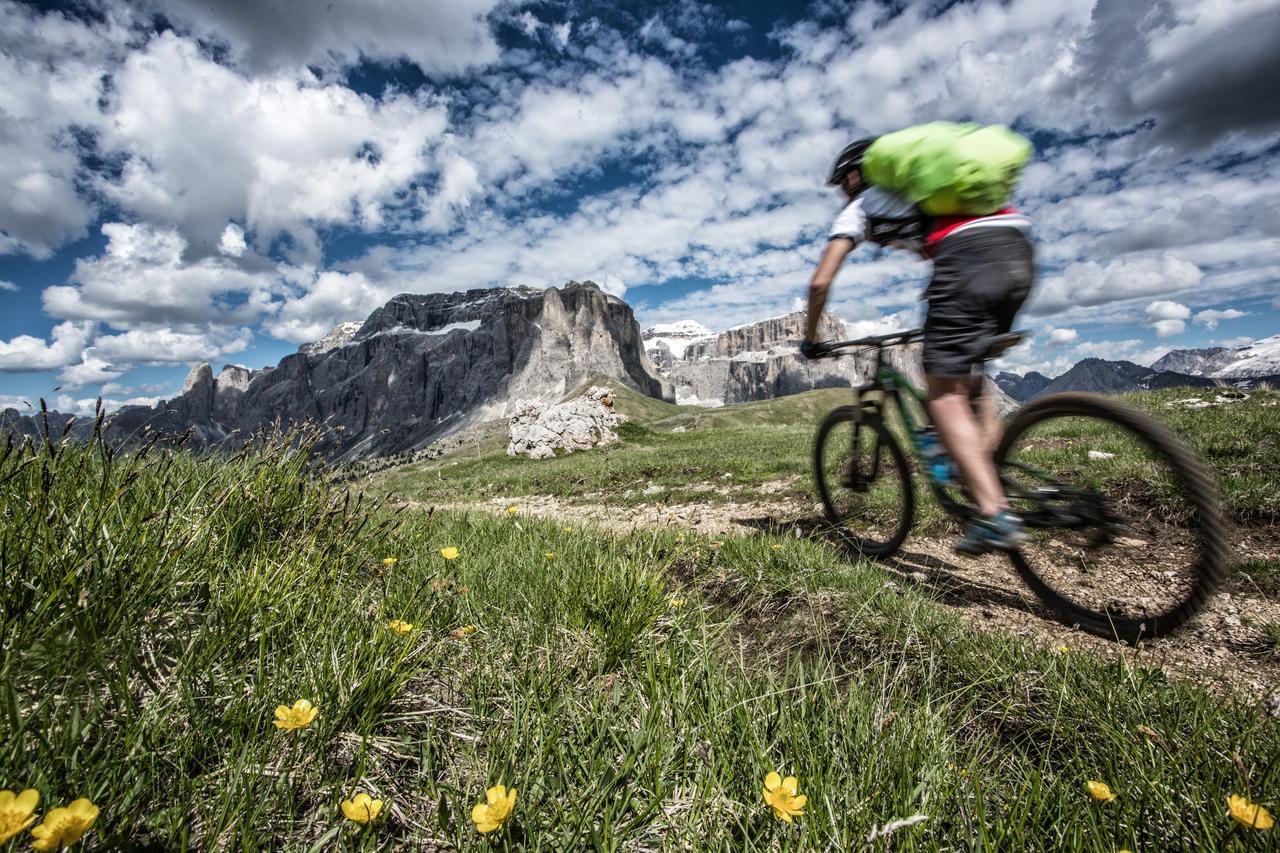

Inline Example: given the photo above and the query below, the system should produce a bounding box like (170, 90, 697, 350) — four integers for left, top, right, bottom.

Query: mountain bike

(811, 328, 1228, 642)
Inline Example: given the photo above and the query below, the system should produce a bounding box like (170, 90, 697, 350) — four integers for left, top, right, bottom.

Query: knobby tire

(996, 392, 1229, 642)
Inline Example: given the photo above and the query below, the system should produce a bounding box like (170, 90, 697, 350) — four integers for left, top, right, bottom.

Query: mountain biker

(800, 137, 1034, 555)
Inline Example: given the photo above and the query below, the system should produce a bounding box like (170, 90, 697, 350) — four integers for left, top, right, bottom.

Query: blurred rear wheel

(996, 393, 1228, 641)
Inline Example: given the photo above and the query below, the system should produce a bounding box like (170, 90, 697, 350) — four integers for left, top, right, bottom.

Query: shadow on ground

(736, 511, 1057, 622)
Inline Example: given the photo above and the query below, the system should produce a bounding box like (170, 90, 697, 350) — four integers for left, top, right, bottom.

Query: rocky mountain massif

(643, 312, 1020, 413)
(7, 276, 1271, 460)
(2, 282, 670, 461)
(644, 313, 922, 407)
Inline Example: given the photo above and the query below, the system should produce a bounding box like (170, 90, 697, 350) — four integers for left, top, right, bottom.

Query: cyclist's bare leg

(971, 376, 1002, 452)
(927, 374, 1006, 517)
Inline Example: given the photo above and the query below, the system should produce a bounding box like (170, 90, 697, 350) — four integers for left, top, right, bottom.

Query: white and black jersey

(829, 187, 927, 253)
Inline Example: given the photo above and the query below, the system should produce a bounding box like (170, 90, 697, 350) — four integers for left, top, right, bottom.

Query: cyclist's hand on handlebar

(799, 339, 834, 360)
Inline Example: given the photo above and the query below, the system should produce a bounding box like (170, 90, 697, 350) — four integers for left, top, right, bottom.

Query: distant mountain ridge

(995, 332, 1280, 402)
(1151, 334, 1280, 379)
(644, 311, 900, 407)
(6, 293, 1275, 458)
(994, 371, 1051, 401)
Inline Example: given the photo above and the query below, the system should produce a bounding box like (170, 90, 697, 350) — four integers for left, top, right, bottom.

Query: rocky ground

(402, 481, 1280, 704)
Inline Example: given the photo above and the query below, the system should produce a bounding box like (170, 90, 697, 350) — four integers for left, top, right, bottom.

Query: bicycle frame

(830, 331, 1110, 533)
(835, 334, 978, 522)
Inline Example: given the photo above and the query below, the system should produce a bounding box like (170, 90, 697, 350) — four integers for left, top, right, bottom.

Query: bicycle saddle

(983, 331, 1026, 361)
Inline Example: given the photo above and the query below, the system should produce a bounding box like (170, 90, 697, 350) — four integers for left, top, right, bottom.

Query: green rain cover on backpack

(860, 122, 1032, 216)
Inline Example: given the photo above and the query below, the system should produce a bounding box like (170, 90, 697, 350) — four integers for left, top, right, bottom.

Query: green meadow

(2, 387, 1278, 849)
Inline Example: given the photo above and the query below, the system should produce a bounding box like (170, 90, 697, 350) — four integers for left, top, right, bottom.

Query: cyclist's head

(827, 137, 877, 198)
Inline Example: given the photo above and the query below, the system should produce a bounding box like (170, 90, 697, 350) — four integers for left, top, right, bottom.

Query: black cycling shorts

(922, 227, 1035, 378)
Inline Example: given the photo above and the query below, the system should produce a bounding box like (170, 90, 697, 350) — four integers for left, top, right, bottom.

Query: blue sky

(2, 0, 1278, 413)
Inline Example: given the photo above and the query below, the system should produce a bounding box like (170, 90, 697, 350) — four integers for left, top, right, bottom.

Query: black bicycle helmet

(827, 137, 878, 186)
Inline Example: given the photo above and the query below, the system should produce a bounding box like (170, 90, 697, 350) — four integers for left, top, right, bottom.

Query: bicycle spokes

(998, 402, 1221, 638)
(1002, 464, 1119, 538)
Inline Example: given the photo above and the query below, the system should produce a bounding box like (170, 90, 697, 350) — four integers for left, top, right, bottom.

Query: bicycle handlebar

(821, 328, 924, 356)
(814, 327, 1027, 363)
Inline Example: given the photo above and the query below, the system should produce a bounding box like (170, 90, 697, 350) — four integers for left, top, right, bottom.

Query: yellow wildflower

(0, 788, 39, 844)
(340, 792, 384, 824)
(29, 798, 98, 851)
(471, 785, 516, 834)
(1227, 794, 1274, 830)
(544, 551, 556, 559)
(450, 625, 477, 638)
(507, 505, 518, 515)
(762, 772, 807, 822)
(562, 526, 573, 533)
(771, 544, 783, 551)
(382, 557, 397, 567)
(1056, 646, 1069, 654)
(440, 546, 460, 560)
(273, 699, 318, 731)
(1087, 781, 1117, 802)
(387, 619, 413, 635)
(670, 597, 685, 608)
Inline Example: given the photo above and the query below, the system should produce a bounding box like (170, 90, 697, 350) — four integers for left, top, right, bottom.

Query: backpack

(860, 122, 1032, 216)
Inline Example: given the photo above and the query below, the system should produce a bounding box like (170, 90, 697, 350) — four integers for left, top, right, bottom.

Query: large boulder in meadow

(506, 386, 625, 459)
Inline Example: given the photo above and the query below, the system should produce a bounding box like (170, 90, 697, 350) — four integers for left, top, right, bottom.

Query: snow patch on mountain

(642, 320, 716, 360)
(1217, 334, 1280, 378)
(429, 319, 483, 334)
(644, 320, 714, 337)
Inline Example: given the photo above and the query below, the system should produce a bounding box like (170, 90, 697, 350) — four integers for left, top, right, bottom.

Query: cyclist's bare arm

(805, 237, 855, 343)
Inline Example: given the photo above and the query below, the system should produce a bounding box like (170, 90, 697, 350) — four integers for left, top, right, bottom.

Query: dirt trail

(399, 488, 1280, 703)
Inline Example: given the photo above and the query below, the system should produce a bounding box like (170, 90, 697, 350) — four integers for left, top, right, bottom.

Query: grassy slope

(375, 388, 857, 510)
(372, 386, 1280, 529)
(2, 422, 1279, 849)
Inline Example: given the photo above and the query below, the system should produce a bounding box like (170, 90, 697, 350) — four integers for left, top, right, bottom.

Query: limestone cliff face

(646, 311, 1017, 413)
(239, 281, 668, 460)
(3, 281, 671, 462)
(654, 311, 916, 406)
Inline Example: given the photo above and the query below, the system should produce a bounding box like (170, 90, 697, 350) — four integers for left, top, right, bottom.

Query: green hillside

(566, 373, 684, 423)
(372, 385, 1280, 526)
(372, 386, 847, 509)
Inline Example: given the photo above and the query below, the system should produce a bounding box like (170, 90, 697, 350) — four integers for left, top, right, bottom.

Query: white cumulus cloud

(0, 320, 95, 372)
(43, 222, 280, 328)
(96, 34, 451, 256)
(58, 355, 126, 388)
(145, 0, 504, 76)
(218, 223, 247, 257)
(1145, 300, 1191, 321)
(1048, 327, 1078, 345)
(1193, 307, 1247, 329)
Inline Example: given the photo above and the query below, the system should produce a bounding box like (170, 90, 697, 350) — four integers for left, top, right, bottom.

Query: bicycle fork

(842, 406, 883, 492)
